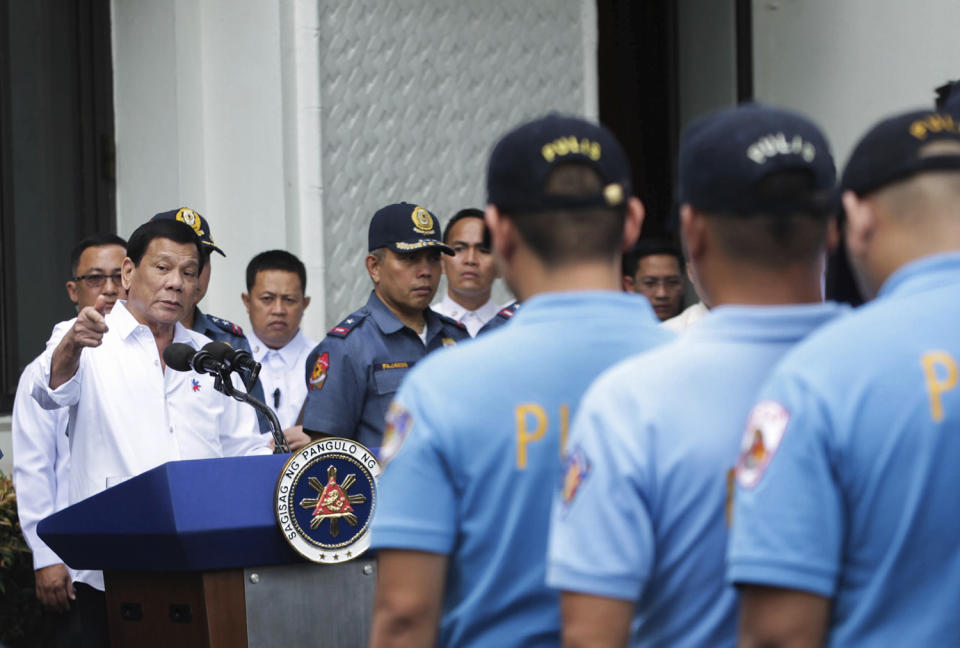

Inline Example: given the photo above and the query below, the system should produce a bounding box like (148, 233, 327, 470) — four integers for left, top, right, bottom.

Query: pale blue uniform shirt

(370, 292, 674, 648)
(547, 302, 845, 647)
(728, 253, 960, 646)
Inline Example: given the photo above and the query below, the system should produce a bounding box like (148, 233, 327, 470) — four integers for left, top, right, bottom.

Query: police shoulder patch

(274, 438, 381, 564)
(735, 400, 790, 489)
(380, 402, 413, 467)
(327, 311, 368, 338)
(308, 352, 330, 391)
(560, 444, 591, 514)
(208, 314, 244, 337)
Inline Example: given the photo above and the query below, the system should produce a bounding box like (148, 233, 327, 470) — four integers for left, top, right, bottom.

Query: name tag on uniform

(374, 361, 412, 395)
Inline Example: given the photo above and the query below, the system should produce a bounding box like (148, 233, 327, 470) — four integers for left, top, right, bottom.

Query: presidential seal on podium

(275, 438, 381, 563)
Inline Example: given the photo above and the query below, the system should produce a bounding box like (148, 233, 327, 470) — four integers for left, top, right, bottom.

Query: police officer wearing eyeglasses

(300, 203, 469, 451)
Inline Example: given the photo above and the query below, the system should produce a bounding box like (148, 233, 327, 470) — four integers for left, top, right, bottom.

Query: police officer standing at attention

(546, 104, 846, 647)
(728, 110, 960, 646)
(368, 115, 673, 648)
(300, 202, 469, 449)
(151, 208, 269, 431)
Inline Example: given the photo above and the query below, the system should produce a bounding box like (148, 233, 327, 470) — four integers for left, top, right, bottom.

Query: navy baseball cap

(368, 203, 454, 255)
(841, 109, 960, 196)
(486, 113, 632, 213)
(677, 103, 836, 214)
(151, 207, 225, 256)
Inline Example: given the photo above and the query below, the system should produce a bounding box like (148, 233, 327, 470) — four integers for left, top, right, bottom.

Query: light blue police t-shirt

(370, 291, 674, 648)
(728, 253, 960, 647)
(547, 302, 846, 647)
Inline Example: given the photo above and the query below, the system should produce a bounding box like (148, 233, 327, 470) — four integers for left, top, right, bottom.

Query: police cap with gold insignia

(486, 113, 632, 214)
(368, 202, 454, 255)
(842, 109, 960, 197)
(151, 207, 226, 257)
(678, 103, 836, 215)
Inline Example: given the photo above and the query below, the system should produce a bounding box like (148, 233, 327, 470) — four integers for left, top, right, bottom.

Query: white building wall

(110, 0, 597, 340)
(752, 0, 960, 167)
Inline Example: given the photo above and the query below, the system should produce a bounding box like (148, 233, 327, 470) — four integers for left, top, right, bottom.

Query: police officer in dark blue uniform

(151, 208, 270, 433)
(301, 202, 470, 450)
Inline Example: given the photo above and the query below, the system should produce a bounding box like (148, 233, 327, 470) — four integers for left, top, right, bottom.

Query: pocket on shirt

(373, 365, 410, 395)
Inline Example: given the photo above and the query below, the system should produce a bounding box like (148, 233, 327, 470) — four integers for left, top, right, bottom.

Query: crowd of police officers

(10, 88, 960, 647)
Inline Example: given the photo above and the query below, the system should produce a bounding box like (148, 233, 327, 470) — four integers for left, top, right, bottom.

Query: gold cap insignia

(411, 206, 435, 235)
(176, 208, 204, 237)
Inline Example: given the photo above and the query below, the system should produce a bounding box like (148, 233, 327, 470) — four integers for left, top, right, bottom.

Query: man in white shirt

(431, 208, 500, 336)
(241, 250, 315, 433)
(13, 233, 125, 640)
(32, 218, 269, 641)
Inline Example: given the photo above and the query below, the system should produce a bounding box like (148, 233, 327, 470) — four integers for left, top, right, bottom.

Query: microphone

(163, 342, 231, 375)
(223, 346, 258, 372)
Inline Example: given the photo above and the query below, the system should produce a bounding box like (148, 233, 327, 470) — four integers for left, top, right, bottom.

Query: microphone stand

(212, 367, 290, 454)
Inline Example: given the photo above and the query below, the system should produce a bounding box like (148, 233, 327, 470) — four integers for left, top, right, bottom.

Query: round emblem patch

(380, 402, 413, 467)
(410, 206, 435, 235)
(275, 438, 381, 563)
(735, 400, 790, 489)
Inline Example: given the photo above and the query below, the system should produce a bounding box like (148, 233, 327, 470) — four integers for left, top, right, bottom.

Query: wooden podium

(39, 456, 376, 647)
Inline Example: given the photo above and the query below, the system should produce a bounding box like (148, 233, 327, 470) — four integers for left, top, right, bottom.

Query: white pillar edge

(580, 0, 599, 120)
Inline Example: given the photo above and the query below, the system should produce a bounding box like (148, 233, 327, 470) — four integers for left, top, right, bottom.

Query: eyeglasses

(639, 276, 684, 290)
(73, 272, 123, 288)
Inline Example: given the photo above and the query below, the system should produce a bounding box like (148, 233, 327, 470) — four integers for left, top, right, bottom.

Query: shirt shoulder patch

(327, 310, 368, 338)
(735, 400, 790, 489)
(208, 314, 244, 337)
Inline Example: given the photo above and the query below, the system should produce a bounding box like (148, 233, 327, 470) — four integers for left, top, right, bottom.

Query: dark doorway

(596, 0, 753, 238)
(0, 0, 115, 411)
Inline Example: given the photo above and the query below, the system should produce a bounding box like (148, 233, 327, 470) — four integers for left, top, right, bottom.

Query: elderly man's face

(122, 237, 200, 328)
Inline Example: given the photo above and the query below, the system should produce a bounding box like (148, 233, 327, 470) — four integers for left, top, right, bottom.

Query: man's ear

(302, 295, 311, 310)
(679, 205, 706, 264)
(622, 275, 635, 292)
(841, 190, 875, 261)
(825, 215, 840, 254)
(241, 292, 251, 313)
(365, 253, 381, 285)
(66, 280, 79, 306)
(121, 257, 135, 293)
(485, 206, 514, 263)
(621, 197, 645, 251)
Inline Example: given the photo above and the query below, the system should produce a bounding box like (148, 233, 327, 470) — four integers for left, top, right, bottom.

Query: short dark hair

(69, 233, 128, 276)
(443, 208, 485, 244)
(245, 250, 307, 292)
(126, 219, 205, 271)
(506, 163, 627, 267)
(707, 170, 833, 267)
(622, 238, 684, 278)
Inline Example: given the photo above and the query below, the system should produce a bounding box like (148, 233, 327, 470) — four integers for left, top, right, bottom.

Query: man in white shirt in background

(431, 208, 500, 336)
(241, 250, 315, 438)
(32, 218, 269, 646)
(13, 233, 125, 643)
